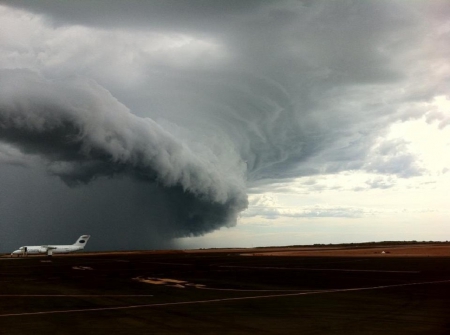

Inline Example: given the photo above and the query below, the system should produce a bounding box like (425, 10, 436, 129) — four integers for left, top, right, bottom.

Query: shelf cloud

(0, 0, 448, 249)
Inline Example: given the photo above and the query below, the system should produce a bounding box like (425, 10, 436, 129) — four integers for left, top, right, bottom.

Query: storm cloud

(0, 69, 247, 245)
(0, 1, 448, 250)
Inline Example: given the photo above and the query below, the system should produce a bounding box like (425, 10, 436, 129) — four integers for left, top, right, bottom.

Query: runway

(0, 248, 450, 334)
(0, 279, 448, 318)
(219, 265, 420, 273)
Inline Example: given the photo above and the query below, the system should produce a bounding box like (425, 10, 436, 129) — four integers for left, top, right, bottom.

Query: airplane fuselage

(12, 245, 84, 255)
(11, 235, 90, 257)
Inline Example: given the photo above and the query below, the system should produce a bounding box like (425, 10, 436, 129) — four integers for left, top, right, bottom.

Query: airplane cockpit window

(19, 247, 24, 250)
(79, 240, 85, 243)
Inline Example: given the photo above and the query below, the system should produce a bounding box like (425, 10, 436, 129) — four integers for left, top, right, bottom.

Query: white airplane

(11, 235, 90, 257)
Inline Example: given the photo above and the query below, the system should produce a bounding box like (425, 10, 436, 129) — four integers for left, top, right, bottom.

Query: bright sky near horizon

(0, 1, 449, 251)
(180, 115, 450, 248)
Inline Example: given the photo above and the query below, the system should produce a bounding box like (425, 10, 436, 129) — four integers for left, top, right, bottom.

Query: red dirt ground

(238, 244, 450, 257)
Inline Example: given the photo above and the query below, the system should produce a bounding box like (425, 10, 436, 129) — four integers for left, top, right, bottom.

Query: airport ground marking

(0, 295, 153, 297)
(220, 265, 420, 273)
(0, 279, 449, 317)
(197, 287, 316, 292)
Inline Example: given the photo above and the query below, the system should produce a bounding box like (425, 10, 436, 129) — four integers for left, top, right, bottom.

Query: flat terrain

(237, 243, 450, 257)
(1, 244, 450, 334)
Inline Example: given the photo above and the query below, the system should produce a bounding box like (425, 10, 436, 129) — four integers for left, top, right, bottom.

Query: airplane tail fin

(73, 235, 90, 248)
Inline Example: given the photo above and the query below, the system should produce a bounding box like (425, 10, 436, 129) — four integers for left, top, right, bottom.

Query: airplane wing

(41, 246, 57, 250)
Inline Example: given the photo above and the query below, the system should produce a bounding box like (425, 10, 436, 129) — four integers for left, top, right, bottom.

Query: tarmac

(0, 245, 449, 334)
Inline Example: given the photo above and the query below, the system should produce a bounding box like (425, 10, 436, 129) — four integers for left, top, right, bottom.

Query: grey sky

(0, 1, 449, 250)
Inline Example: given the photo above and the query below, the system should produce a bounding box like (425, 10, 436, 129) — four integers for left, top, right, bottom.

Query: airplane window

(79, 240, 85, 243)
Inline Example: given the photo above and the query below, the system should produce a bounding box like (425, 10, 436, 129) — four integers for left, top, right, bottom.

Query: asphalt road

(0, 252, 449, 334)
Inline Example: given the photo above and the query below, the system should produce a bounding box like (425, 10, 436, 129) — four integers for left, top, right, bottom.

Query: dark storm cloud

(1, 0, 264, 32)
(0, 0, 448, 250)
(0, 69, 247, 250)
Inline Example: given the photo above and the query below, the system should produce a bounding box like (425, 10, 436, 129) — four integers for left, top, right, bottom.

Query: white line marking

(197, 287, 316, 292)
(0, 279, 448, 317)
(0, 295, 153, 297)
(220, 265, 419, 273)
